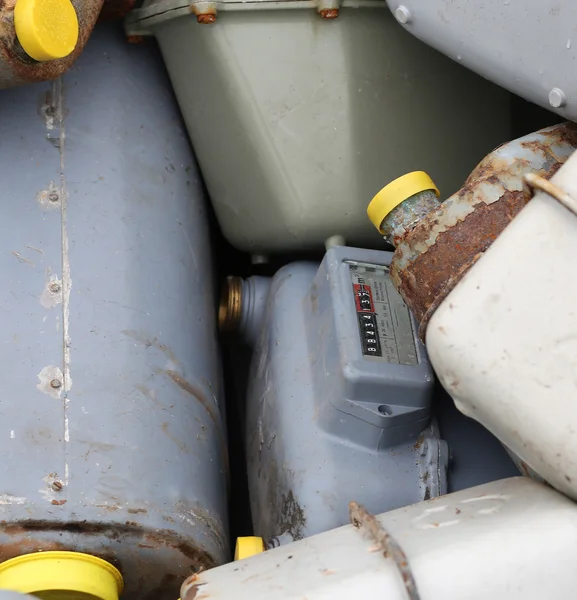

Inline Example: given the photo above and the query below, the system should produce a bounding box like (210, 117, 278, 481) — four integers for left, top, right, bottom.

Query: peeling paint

(37, 365, 64, 399)
(0, 495, 27, 506)
(36, 182, 61, 210)
(40, 273, 63, 308)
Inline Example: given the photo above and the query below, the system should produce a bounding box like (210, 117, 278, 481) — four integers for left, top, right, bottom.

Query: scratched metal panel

(0, 24, 228, 600)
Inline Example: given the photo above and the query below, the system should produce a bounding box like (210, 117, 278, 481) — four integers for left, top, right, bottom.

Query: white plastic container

(426, 150, 577, 500)
(127, 1, 511, 253)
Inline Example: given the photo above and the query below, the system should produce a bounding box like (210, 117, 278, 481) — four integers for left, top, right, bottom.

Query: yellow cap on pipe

(367, 171, 439, 233)
(0, 551, 123, 600)
(234, 537, 265, 561)
(14, 0, 79, 62)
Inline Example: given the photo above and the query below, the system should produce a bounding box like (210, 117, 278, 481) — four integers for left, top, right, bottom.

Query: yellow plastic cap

(14, 0, 79, 62)
(234, 537, 265, 561)
(367, 171, 439, 233)
(0, 551, 123, 600)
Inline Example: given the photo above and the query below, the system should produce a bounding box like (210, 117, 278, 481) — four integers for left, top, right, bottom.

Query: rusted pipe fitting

(0, 0, 104, 89)
(368, 122, 577, 340)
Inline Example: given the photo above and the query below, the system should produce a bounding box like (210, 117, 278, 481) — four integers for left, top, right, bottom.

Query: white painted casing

(427, 150, 577, 499)
(184, 478, 577, 599)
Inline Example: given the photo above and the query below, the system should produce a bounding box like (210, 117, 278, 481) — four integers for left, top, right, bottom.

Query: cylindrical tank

(0, 23, 228, 600)
(126, 1, 511, 253)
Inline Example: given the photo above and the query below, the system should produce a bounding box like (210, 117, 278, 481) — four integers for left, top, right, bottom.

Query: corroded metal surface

(350, 501, 421, 600)
(99, 0, 138, 20)
(0, 517, 222, 600)
(0, 0, 103, 89)
(391, 122, 577, 339)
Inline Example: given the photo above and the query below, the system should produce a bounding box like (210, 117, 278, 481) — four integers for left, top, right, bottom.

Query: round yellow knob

(234, 536, 265, 561)
(0, 551, 123, 600)
(14, 0, 79, 62)
(368, 171, 439, 233)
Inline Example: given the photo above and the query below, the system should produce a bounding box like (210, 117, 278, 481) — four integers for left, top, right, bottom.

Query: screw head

(52, 480, 63, 491)
(395, 5, 411, 24)
(50, 378, 62, 389)
(49, 282, 61, 293)
(549, 87, 567, 108)
(48, 192, 59, 202)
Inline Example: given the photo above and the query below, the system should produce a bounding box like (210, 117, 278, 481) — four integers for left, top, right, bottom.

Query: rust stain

(196, 13, 216, 23)
(182, 573, 208, 600)
(98, 0, 137, 20)
(413, 434, 424, 451)
(389, 122, 577, 339)
(127, 507, 147, 515)
(319, 8, 339, 18)
(127, 35, 145, 44)
(398, 190, 527, 339)
(518, 461, 531, 478)
(0, 538, 69, 561)
(166, 370, 219, 426)
(161, 421, 187, 453)
(122, 330, 180, 366)
(0, 519, 219, 595)
(0, 519, 216, 570)
(0, 0, 103, 88)
(50, 499, 67, 506)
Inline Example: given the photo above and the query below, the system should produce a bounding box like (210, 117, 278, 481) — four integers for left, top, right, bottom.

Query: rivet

(48, 192, 59, 202)
(549, 87, 567, 108)
(395, 5, 411, 24)
(50, 379, 62, 389)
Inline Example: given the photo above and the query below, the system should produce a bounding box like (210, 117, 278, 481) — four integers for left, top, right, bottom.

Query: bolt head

(549, 87, 566, 108)
(197, 13, 216, 23)
(395, 5, 411, 24)
(48, 193, 59, 202)
(320, 8, 339, 18)
(50, 379, 62, 389)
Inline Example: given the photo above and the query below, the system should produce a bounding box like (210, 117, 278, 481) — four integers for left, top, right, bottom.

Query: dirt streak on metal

(0, 0, 103, 88)
(391, 122, 577, 339)
(165, 369, 231, 481)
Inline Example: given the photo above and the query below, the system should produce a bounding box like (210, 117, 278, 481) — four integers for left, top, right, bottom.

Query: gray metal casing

(385, 0, 577, 122)
(0, 24, 228, 599)
(246, 247, 447, 543)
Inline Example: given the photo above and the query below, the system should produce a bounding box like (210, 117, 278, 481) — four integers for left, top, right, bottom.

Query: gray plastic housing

(246, 247, 447, 543)
(307, 247, 431, 448)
